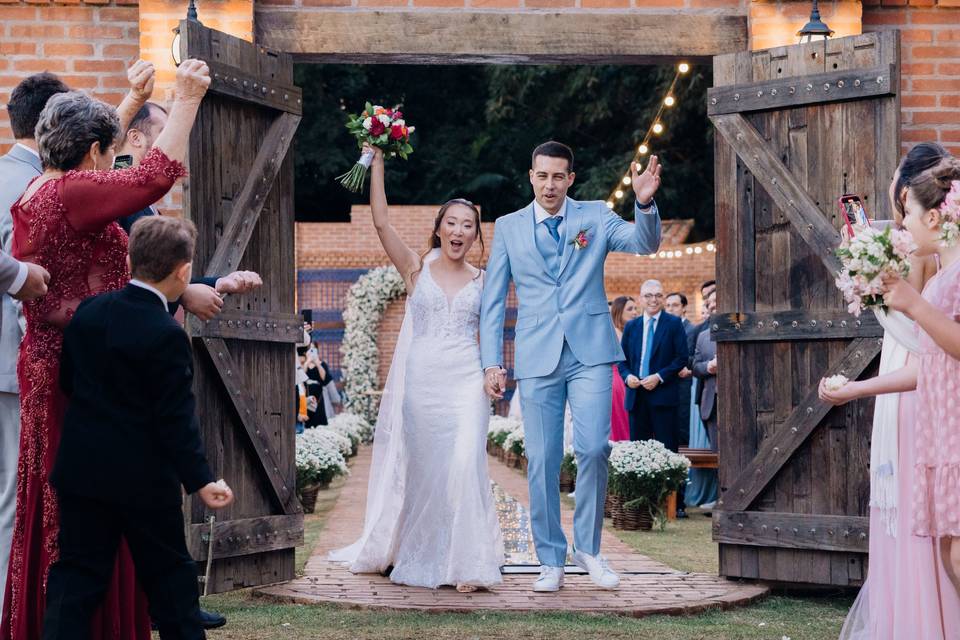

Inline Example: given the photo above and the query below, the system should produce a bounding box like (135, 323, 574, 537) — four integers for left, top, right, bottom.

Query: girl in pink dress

(609, 296, 637, 441)
(822, 156, 960, 637)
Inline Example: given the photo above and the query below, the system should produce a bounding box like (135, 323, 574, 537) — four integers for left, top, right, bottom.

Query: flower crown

(939, 179, 960, 246)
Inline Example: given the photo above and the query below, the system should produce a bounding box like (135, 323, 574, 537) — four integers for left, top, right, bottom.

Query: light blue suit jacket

(0, 145, 42, 393)
(480, 198, 662, 379)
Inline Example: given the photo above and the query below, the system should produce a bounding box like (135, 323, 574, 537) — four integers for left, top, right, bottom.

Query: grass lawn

(181, 460, 855, 640)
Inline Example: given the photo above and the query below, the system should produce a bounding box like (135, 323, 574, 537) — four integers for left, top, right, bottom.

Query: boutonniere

(569, 229, 590, 250)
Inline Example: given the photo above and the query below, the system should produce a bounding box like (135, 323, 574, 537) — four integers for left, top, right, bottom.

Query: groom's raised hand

(483, 367, 507, 400)
(632, 155, 662, 206)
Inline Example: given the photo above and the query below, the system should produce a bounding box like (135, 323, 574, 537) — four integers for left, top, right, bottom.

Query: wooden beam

(713, 511, 869, 553)
(206, 60, 302, 116)
(255, 11, 748, 63)
(711, 310, 883, 342)
(719, 337, 882, 512)
(188, 310, 304, 344)
(188, 514, 304, 561)
(711, 112, 843, 274)
(204, 112, 300, 277)
(199, 337, 299, 514)
(707, 64, 896, 115)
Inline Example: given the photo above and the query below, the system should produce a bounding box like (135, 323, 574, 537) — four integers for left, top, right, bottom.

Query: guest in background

(693, 289, 719, 453)
(2, 59, 209, 640)
(0, 72, 66, 613)
(688, 289, 719, 510)
(664, 292, 695, 447)
(619, 279, 689, 516)
(115, 99, 262, 319)
(608, 296, 637, 441)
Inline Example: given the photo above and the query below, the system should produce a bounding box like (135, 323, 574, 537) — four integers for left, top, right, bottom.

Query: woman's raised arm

(366, 143, 420, 288)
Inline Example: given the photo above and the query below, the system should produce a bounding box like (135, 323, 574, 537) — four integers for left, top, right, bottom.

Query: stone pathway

(258, 446, 767, 615)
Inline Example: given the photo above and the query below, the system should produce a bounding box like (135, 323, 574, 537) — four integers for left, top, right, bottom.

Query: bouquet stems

(336, 151, 375, 193)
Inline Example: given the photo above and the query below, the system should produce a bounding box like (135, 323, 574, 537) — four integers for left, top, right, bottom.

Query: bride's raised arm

(366, 143, 421, 290)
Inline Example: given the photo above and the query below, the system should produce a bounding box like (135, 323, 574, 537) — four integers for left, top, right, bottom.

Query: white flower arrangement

(295, 428, 349, 489)
(608, 440, 690, 526)
(488, 415, 523, 451)
(340, 266, 406, 424)
(328, 412, 374, 445)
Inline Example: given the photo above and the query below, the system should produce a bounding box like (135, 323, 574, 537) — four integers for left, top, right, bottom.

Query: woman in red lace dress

(0, 60, 210, 640)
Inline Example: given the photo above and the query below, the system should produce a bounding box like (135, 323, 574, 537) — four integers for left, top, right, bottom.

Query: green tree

(293, 63, 714, 239)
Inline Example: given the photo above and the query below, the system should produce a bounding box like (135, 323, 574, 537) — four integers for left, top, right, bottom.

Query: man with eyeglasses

(618, 279, 690, 515)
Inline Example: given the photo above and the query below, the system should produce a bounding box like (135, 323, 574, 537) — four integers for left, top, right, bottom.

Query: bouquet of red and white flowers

(336, 103, 415, 192)
(834, 224, 915, 317)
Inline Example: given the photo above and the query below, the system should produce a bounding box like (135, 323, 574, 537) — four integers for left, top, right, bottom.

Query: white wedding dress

(330, 256, 504, 589)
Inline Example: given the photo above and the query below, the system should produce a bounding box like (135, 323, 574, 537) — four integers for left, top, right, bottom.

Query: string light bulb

(652, 122, 664, 135)
(615, 189, 624, 199)
(606, 201, 615, 209)
(638, 143, 649, 155)
(621, 176, 631, 186)
(679, 62, 690, 74)
(694, 246, 703, 254)
(664, 96, 675, 107)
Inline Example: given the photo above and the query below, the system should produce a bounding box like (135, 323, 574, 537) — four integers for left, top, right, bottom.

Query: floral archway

(340, 265, 406, 424)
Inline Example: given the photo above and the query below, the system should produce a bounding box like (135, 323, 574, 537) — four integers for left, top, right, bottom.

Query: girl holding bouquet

(329, 143, 504, 592)
(822, 153, 960, 638)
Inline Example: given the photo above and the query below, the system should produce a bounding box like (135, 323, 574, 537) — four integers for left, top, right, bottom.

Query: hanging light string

(645, 239, 716, 260)
(606, 62, 691, 211)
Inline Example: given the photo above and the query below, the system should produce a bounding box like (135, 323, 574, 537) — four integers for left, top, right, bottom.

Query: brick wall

(862, 1, 960, 156)
(0, 0, 140, 152)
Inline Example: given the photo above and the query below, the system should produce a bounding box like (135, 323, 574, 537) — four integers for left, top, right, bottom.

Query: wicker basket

(559, 471, 575, 493)
(299, 484, 324, 514)
(616, 502, 654, 531)
(607, 494, 624, 524)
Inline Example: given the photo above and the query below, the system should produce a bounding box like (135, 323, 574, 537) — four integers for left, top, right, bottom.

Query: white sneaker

(572, 550, 620, 590)
(533, 566, 564, 592)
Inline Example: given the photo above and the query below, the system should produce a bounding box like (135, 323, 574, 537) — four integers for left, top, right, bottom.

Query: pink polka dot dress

(913, 257, 960, 538)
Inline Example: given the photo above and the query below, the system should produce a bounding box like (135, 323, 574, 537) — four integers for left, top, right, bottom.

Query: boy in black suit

(42, 216, 233, 640)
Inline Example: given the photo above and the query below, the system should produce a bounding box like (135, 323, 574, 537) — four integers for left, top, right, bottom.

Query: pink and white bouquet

(937, 180, 960, 246)
(336, 103, 415, 193)
(834, 225, 915, 317)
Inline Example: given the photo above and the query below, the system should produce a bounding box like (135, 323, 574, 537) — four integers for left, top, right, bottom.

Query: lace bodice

(408, 261, 482, 342)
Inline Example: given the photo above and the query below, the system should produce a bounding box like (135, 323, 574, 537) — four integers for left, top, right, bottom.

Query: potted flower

(608, 440, 689, 531)
(504, 424, 525, 470)
(296, 429, 350, 513)
(488, 416, 519, 462)
(560, 447, 577, 493)
(329, 412, 374, 445)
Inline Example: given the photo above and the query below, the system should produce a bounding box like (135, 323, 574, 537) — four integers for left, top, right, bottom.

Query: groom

(480, 141, 662, 591)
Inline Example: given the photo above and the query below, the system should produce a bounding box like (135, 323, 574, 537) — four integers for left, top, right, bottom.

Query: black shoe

(199, 609, 227, 630)
(676, 509, 688, 519)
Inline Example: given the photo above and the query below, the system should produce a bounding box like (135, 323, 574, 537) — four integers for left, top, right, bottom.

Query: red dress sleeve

(60, 148, 187, 233)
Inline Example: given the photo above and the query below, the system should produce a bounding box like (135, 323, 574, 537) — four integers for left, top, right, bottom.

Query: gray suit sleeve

(0, 250, 22, 295)
(692, 330, 714, 380)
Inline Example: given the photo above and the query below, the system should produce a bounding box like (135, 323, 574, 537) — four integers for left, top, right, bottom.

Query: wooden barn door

(179, 21, 303, 593)
(709, 31, 900, 586)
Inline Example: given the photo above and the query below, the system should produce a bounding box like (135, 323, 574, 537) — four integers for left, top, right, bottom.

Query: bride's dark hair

(413, 198, 485, 279)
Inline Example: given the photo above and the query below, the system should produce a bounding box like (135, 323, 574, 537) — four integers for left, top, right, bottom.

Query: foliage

(561, 446, 578, 481)
(608, 439, 689, 528)
(293, 63, 714, 239)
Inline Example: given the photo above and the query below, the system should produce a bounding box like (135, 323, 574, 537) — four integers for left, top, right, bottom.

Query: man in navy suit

(618, 279, 689, 513)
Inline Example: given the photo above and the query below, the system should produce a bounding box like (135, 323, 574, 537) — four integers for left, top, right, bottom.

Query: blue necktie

(640, 317, 656, 378)
(543, 216, 562, 252)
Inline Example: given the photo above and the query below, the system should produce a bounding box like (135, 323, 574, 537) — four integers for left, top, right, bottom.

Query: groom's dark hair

(532, 141, 574, 173)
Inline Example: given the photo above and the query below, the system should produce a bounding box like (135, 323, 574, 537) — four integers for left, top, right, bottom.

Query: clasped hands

(625, 374, 661, 391)
(484, 367, 507, 400)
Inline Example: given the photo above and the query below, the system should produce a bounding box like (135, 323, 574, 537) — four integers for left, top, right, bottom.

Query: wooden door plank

(188, 514, 304, 561)
(718, 337, 882, 512)
(188, 310, 304, 343)
(199, 337, 299, 514)
(205, 111, 301, 277)
(710, 112, 843, 274)
(713, 511, 869, 553)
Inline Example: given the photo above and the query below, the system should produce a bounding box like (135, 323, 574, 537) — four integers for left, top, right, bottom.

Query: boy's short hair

(532, 141, 574, 173)
(128, 216, 197, 282)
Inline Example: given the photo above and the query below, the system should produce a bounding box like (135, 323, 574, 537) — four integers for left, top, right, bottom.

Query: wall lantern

(797, 0, 834, 44)
(171, 0, 202, 66)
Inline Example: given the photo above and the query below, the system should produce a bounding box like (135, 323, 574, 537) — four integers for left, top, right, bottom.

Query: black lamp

(171, 0, 202, 66)
(797, 0, 834, 44)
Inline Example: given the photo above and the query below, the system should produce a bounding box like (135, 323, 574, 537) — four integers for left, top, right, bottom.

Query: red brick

(581, 0, 630, 7)
(98, 7, 137, 21)
(103, 43, 139, 57)
(902, 127, 941, 141)
(910, 10, 960, 23)
(940, 63, 960, 75)
(73, 59, 126, 72)
(908, 0, 936, 6)
(911, 111, 960, 125)
(471, 0, 519, 6)
(941, 95, 960, 108)
(356, 0, 407, 5)
(902, 94, 938, 107)
(43, 42, 94, 56)
(413, 0, 460, 6)
(10, 24, 64, 38)
(941, 130, 960, 142)
(936, 29, 960, 42)
(910, 46, 960, 59)
(13, 59, 67, 72)
(0, 42, 38, 55)
(902, 62, 936, 74)
(58, 74, 100, 89)
(68, 24, 124, 39)
(862, 8, 908, 23)
(901, 29, 934, 42)
(0, 6, 37, 19)
(912, 78, 960, 91)
(38, 6, 90, 20)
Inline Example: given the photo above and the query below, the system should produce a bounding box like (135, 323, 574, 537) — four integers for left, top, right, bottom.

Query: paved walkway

(258, 446, 767, 615)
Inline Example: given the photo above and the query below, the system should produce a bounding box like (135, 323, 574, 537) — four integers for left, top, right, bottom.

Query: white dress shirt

(533, 197, 569, 240)
(641, 311, 664, 383)
(129, 279, 170, 308)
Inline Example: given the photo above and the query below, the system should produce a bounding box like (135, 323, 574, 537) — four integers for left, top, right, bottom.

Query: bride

(329, 144, 504, 591)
